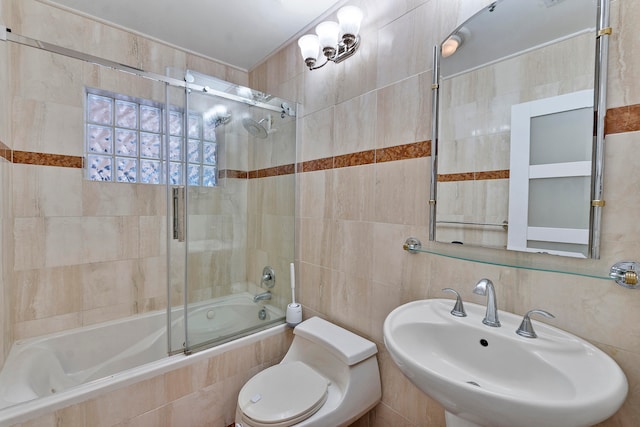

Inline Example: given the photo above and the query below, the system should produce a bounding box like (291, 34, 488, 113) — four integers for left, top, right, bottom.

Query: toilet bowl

(235, 317, 382, 427)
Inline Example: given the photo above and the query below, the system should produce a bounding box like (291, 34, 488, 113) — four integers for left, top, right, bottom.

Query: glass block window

(85, 90, 218, 187)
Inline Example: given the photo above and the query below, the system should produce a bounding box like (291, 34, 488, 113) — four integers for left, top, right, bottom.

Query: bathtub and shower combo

(1, 31, 297, 425)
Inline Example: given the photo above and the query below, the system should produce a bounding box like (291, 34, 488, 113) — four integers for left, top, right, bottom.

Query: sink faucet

(472, 278, 500, 327)
(253, 291, 272, 303)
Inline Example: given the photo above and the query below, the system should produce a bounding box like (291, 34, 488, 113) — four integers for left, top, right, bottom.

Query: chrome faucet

(253, 291, 272, 303)
(472, 278, 500, 327)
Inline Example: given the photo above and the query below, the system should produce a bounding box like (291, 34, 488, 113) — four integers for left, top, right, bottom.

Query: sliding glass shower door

(167, 69, 296, 354)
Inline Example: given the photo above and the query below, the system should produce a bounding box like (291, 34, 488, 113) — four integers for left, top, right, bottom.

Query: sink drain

(466, 381, 481, 387)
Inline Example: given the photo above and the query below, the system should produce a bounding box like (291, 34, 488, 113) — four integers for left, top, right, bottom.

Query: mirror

(430, 0, 607, 259)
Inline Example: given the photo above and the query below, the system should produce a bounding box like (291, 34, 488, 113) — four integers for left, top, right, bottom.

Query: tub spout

(253, 291, 272, 303)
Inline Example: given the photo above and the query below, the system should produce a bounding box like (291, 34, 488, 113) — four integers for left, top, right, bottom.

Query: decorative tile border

(334, 149, 376, 169)
(249, 164, 295, 179)
(299, 140, 431, 173)
(299, 157, 334, 173)
(438, 170, 510, 182)
(437, 172, 475, 182)
(12, 150, 83, 168)
(219, 169, 248, 179)
(606, 104, 640, 134)
(377, 140, 431, 163)
(2, 102, 638, 177)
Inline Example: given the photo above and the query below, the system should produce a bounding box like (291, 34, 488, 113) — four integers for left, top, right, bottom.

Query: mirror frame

(429, 0, 610, 260)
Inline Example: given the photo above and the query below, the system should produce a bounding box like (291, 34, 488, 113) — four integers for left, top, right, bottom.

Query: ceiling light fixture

(298, 5, 363, 70)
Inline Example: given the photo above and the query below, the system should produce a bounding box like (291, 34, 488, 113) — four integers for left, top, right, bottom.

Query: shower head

(242, 117, 269, 139)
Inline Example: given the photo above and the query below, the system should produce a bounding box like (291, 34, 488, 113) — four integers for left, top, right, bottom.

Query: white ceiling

(45, 0, 346, 71)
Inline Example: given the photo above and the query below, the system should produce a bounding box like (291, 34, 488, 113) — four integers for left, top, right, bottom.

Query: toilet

(235, 317, 381, 427)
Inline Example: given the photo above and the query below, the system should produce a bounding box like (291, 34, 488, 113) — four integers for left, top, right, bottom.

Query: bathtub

(0, 292, 285, 425)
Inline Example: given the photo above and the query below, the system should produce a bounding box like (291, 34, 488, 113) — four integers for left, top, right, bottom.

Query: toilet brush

(286, 262, 302, 327)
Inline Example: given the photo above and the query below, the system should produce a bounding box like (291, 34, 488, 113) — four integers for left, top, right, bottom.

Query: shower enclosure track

(0, 28, 284, 114)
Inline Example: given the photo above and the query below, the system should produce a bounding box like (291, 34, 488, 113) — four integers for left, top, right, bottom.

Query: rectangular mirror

(431, 0, 608, 259)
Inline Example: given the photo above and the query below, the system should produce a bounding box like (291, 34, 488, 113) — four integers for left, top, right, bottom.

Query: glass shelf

(404, 238, 613, 280)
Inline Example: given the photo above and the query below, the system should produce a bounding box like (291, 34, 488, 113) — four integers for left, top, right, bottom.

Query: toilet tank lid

(294, 317, 377, 366)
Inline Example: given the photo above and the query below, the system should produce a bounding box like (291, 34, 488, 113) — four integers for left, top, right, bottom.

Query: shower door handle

(172, 186, 185, 242)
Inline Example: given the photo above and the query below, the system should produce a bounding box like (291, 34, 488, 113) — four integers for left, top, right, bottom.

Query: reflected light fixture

(298, 5, 363, 70)
(441, 28, 469, 58)
(441, 34, 462, 58)
(205, 105, 231, 127)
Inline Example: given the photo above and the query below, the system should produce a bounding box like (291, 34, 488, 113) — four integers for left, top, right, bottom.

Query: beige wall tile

(14, 312, 82, 341)
(334, 92, 377, 156)
(300, 107, 334, 162)
(14, 266, 82, 322)
(83, 376, 165, 427)
(11, 98, 84, 156)
(376, 1, 436, 88)
(329, 270, 373, 336)
(332, 164, 375, 222)
(608, 0, 640, 107)
(139, 216, 167, 259)
(376, 72, 431, 149)
(12, 414, 56, 427)
(366, 402, 415, 427)
(80, 260, 137, 312)
(299, 218, 333, 267)
(82, 182, 138, 217)
(117, 406, 169, 427)
(13, 165, 83, 218)
(299, 170, 333, 220)
(301, 58, 340, 115)
(331, 220, 374, 281)
(373, 157, 429, 225)
(334, 26, 379, 105)
(13, 217, 45, 271)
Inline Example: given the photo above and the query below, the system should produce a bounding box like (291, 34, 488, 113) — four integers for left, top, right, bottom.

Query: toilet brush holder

(286, 303, 302, 327)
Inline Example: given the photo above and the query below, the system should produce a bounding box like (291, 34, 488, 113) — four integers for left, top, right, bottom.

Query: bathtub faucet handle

(261, 266, 275, 288)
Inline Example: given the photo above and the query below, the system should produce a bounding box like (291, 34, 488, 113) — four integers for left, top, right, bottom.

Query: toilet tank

(292, 317, 377, 366)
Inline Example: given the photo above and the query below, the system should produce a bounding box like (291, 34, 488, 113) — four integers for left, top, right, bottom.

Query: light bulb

(338, 5, 363, 45)
(298, 34, 320, 67)
(441, 34, 462, 58)
(315, 21, 340, 56)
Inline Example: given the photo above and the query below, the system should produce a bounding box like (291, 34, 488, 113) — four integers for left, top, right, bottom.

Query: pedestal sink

(383, 299, 628, 427)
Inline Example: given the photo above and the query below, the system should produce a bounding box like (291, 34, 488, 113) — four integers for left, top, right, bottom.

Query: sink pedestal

(445, 411, 483, 427)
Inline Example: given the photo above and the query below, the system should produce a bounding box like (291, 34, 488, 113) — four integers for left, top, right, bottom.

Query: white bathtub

(0, 292, 285, 426)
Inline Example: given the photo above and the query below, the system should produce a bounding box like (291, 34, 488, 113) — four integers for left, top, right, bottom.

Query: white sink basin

(383, 299, 628, 427)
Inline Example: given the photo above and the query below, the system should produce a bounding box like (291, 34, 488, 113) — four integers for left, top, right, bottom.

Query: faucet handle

(516, 309, 555, 338)
(441, 288, 467, 317)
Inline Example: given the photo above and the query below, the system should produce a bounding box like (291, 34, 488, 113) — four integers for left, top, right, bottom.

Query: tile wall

(1, 0, 294, 424)
(2, 0, 640, 426)
(1, 0, 261, 344)
(249, 0, 640, 425)
(0, 29, 10, 368)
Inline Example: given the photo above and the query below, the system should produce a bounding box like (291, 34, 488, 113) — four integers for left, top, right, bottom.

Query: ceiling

(45, 0, 346, 71)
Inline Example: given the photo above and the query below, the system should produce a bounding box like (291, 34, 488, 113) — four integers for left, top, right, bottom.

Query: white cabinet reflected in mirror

(430, 0, 610, 260)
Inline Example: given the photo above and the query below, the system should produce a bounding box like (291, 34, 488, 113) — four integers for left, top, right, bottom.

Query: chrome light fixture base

(306, 36, 361, 70)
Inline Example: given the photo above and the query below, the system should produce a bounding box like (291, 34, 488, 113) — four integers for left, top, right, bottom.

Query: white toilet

(235, 317, 382, 427)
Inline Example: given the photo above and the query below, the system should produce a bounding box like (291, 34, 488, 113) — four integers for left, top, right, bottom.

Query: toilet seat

(238, 361, 329, 427)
